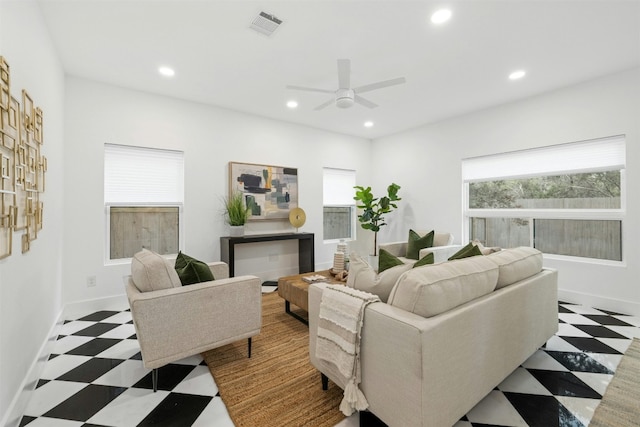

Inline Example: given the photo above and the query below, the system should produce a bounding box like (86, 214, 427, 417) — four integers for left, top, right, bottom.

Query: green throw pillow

(378, 249, 405, 273)
(406, 229, 434, 260)
(175, 251, 215, 286)
(448, 243, 483, 261)
(413, 252, 435, 268)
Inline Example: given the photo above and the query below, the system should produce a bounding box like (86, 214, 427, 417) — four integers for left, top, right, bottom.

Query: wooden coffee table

(277, 270, 344, 325)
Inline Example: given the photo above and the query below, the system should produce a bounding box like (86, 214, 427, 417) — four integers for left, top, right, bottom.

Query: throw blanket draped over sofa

(316, 285, 380, 415)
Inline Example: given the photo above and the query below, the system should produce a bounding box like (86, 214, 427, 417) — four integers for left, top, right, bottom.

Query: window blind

(462, 135, 626, 183)
(323, 168, 356, 205)
(104, 144, 184, 204)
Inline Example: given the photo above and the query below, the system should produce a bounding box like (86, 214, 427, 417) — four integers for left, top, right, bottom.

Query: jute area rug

(589, 338, 640, 427)
(202, 292, 345, 427)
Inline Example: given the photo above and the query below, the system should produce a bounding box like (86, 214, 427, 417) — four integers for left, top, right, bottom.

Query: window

(463, 135, 625, 262)
(323, 168, 356, 241)
(104, 144, 184, 261)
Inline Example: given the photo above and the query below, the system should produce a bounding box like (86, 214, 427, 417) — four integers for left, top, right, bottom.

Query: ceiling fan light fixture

(335, 89, 355, 108)
(286, 100, 298, 109)
(364, 121, 374, 128)
(286, 59, 405, 111)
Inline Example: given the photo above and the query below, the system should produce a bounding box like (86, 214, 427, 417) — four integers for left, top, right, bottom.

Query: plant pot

(229, 225, 245, 237)
(368, 255, 379, 269)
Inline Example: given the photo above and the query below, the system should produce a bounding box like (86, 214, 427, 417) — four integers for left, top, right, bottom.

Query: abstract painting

(229, 162, 298, 221)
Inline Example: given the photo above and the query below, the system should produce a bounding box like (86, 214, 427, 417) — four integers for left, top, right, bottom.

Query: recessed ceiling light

(286, 100, 298, 109)
(431, 9, 452, 24)
(364, 121, 374, 128)
(509, 70, 526, 80)
(158, 66, 175, 77)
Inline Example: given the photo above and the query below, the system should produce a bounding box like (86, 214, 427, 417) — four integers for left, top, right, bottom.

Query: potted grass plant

(224, 191, 250, 236)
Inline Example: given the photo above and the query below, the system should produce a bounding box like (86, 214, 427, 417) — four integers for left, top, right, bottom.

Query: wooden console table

(220, 232, 315, 277)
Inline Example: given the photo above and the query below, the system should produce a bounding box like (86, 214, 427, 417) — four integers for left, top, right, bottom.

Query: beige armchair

(379, 230, 461, 264)
(124, 249, 262, 391)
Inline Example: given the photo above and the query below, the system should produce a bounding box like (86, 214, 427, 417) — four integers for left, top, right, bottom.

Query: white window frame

(104, 144, 185, 264)
(323, 167, 357, 243)
(462, 135, 626, 264)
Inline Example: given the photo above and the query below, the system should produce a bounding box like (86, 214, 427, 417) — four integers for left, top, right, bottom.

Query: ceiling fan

(286, 59, 406, 110)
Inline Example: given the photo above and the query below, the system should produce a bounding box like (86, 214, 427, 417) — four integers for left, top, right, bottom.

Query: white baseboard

(2, 308, 64, 427)
(558, 288, 640, 316)
(62, 293, 129, 320)
(3, 294, 130, 427)
(316, 261, 333, 271)
(247, 266, 307, 283)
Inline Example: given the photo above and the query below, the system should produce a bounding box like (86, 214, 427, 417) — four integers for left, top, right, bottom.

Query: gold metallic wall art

(0, 55, 47, 257)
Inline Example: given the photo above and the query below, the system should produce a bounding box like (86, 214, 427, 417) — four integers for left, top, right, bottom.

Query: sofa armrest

(125, 274, 261, 369)
(309, 283, 427, 388)
(418, 244, 465, 264)
(380, 232, 454, 259)
(207, 261, 229, 279)
(309, 282, 427, 426)
(378, 241, 407, 258)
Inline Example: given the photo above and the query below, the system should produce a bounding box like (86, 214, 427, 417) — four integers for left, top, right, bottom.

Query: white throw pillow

(131, 248, 182, 292)
(347, 252, 412, 302)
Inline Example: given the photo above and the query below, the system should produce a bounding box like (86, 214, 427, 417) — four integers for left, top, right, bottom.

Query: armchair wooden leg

(152, 368, 159, 392)
(321, 373, 328, 391)
(248, 337, 252, 358)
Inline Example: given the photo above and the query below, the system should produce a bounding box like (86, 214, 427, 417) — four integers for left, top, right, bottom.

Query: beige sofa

(379, 231, 461, 264)
(309, 247, 558, 427)
(125, 249, 262, 391)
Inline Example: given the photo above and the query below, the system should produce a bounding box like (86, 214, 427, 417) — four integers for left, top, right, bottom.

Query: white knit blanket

(316, 285, 380, 416)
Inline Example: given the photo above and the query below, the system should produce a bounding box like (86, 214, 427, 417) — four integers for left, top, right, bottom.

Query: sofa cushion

(175, 251, 215, 286)
(131, 248, 182, 292)
(448, 242, 483, 260)
(388, 256, 498, 318)
(347, 252, 412, 302)
(407, 229, 434, 259)
(487, 246, 543, 289)
(379, 248, 405, 273)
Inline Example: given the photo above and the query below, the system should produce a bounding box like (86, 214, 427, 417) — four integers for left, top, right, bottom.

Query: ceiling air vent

(250, 11, 283, 37)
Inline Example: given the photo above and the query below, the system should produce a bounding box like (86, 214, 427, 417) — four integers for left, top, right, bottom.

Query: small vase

(229, 225, 244, 237)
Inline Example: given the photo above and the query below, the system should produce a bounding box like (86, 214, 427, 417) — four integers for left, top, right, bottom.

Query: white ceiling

(37, 0, 640, 139)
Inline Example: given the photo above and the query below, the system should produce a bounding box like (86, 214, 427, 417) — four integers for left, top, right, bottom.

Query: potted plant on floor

(354, 183, 401, 264)
(224, 191, 250, 236)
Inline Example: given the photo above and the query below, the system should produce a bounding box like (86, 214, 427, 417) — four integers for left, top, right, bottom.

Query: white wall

(62, 77, 373, 305)
(0, 1, 66, 426)
(372, 68, 640, 315)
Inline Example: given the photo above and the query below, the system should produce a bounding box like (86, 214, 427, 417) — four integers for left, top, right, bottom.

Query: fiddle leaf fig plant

(353, 183, 401, 255)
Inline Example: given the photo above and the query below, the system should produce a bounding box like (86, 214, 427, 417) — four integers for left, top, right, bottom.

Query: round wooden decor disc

(289, 207, 306, 228)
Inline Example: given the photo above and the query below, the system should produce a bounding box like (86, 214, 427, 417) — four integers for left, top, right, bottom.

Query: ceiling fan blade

(353, 77, 406, 94)
(354, 95, 378, 109)
(337, 59, 350, 89)
(314, 98, 335, 111)
(286, 85, 334, 94)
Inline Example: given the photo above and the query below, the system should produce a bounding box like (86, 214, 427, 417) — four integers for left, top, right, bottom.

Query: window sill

(543, 253, 626, 267)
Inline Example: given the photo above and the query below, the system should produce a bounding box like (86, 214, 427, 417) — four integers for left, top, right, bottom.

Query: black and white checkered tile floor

(19, 300, 640, 427)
